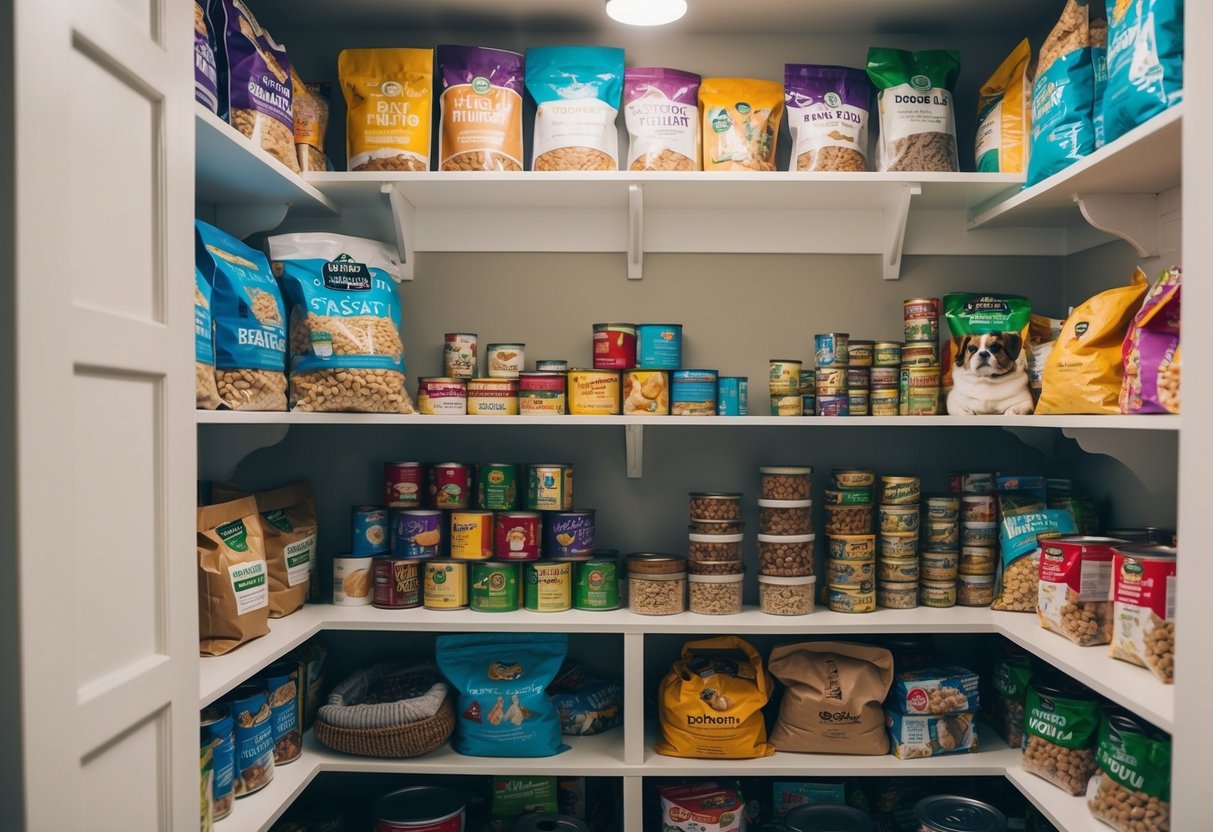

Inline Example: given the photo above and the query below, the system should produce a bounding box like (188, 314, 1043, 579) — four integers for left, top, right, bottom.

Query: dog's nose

(978, 350, 990, 358)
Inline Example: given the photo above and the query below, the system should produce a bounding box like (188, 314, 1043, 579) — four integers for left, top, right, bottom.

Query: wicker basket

(314, 694, 455, 758)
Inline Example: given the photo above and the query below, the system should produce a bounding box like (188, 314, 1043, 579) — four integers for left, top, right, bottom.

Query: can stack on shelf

(900, 298, 942, 416)
(824, 468, 876, 613)
(847, 341, 872, 416)
(769, 358, 803, 416)
(952, 472, 999, 608)
(814, 332, 849, 416)
(877, 475, 920, 609)
(921, 494, 961, 607)
(756, 467, 815, 615)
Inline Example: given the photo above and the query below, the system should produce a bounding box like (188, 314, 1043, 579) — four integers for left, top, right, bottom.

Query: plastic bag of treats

(195, 264, 221, 409)
(438, 45, 525, 172)
(700, 78, 785, 171)
(339, 48, 433, 172)
(866, 48, 960, 172)
(1022, 679, 1100, 796)
(1087, 710, 1171, 832)
(990, 476, 1075, 612)
(623, 67, 701, 171)
(1121, 266, 1181, 414)
(526, 46, 624, 171)
(1103, 0, 1183, 144)
(785, 64, 872, 171)
(991, 644, 1033, 748)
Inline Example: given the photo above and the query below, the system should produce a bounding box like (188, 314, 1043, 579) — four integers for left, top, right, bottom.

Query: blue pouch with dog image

(437, 632, 568, 757)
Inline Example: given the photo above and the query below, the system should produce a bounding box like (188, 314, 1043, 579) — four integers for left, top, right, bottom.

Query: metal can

(873, 341, 902, 367)
(524, 561, 572, 612)
(771, 393, 801, 416)
(815, 366, 846, 395)
(902, 342, 940, 367)
(878, 557, 920, 583)
(799, 370, 814, 394)
(901, 365, 941, 416)
(567, 369, 620, 415)
(518, 372, 567, 415)
(716, 376, 748, 416)
(486, 343, 526, 378)
(449, 510, 493, 559)
(514, 814, 591, 832)
(951, 472, 997, 495)
(827, 558, 875, 589)
(443, 333, 478, 379)
(333, 555, 374, 605)
(769, 359, 802, 395)
(384, 461, 426, 508)
(828, 585, 876, 613)
(528, 463, 574, 511)
(351, 506, 389, 555)
(960, 493, 998, 522)
(466, 377, 519, 415)
(871, 388, 898, 416)
(429, 462, 471, 509)
(470, 561, 520, 612)
(848, 340, 874, 367)
(373, 557, 423, 609)
(848, 389, 870, 416)
(592, 322, 637, 369)
(801, 393, 815, 416)
(424, 559, 468, 610)
(416, 377, 467, 416)
(880, 476, 921, 505)
(914, 795, 1006, 832)
(919, 580, 957, 608)
(636, 323, 683, 369)
(817, 394, 849, 416)
(535, 359, 568, 373)
(926, 495, 961, 521)
(832, 468, 876, 488)
(574, 557, 620, 610)
(544, 510, 596, 557)
(671, 369, 718, 416)
(373, 785, 465, 832)
(391, 509, 443, 557)
(493, 511, 541, 560)
(226, 683, 274, 797)
(903, 298, 940, 343)
(846, 367, 869, 389)
(258, 659, 302, 765)
(476, 463, 520, 511)
(870, 366, 899, 389)
(200, 705, 235, 819)
(814, 332, 850, 367)
(622, 370, 670, 415)
(922, 551, 960, 581)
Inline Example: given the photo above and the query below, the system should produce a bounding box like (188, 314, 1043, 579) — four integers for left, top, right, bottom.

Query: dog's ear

(956, 335, 971, 366)
(1002, 331, 1023, 361)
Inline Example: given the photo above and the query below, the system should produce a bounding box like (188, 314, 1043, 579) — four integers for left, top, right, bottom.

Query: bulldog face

(957, 332, 1022, 377)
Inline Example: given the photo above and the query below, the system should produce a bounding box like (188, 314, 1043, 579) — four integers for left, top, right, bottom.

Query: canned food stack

(848, 340, 872, 415)
(876, 475, 920, 609)
(871, 341, 902, 415)
(756, 468, 815, 615)
(921, 494, 961, 609)
(687, 492, 745, 614)
(769, 358, 804, 416)
(953, 472, 999, 608)
(824, 468, 876, 613)
(900, 298, 942, 416)
(814, 332, 849, 416)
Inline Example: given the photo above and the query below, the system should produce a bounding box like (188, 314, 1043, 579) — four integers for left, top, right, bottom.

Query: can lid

(426, 558, 467, 566)
(920, 580, 958, 588)
(636, 322, 682, 329)
(1117, 544, 1178, 560)
(384, 460, 424, 466)
(874, 341, 903, 348)
(769, 358, 804, 363)
(912, 795, 1006, 832)
(513, 813, 593, 832)
(759, 466, 813, 475)
(757, 498, 812, 508)
(689, 492, 742, 499)
(785, 804, 873, 832)
(688, 533, 744, 543)
(374, 786, 465, 826)
(688, 572, 743, 583)
(497, 511, 541, 519)
(757, 533, 816, 543)
(758, 574, 816, 586)
(486, 342, 525, 347)
(433, 462, 467, 468)
(394, 508, 442, 517)
(444, 332, 478, 337)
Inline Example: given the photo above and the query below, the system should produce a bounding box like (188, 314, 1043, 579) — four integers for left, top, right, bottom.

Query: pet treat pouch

(624, 67, 701, 171)
(526, 46, 624, 171)
(1121, 265, 1181, 414)
(1027, 0, 1098, 186)
(867, 48, 961, 172)
(436, 632, 568, 757)
(656, 636, 774, 759)
(438, 45, 525, 171)
(1104, 0, 1183, 144)
(784, 64, 872, 172)
(943, 293, 1032, 394)
(976, 39, 1032, 173)
(339, 48, 433, 172)
(1036, 268, 1147, 414)
(700, 78, 785, 171)
(195, 265, 220, 409)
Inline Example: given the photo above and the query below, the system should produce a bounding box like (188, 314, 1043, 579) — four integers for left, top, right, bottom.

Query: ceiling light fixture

(605, 0, 687, 26)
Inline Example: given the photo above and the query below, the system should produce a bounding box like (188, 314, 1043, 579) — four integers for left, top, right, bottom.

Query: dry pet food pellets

(1023, 683, 1100, 796)
(757, 533, 814, 577)
(629, 572, 686, 616)
(700, 77, 784, 171)
(825, 505, 873, 535)
(759, 500, 813, 535)
(437, 45, 525, 172)
(1038, 536, 1124, 646)
(527, 46, 624, 171)
(339, 48, 433, 172)
(1110, 546, 1176, 684)
(624, 67, 701, 171)
(760, 467, 812, 500)
(785, 64, 871, 172)
(291, 69, 330, 173)
(867, 48, 961, 172)
(690, 519, 745, 535)
(688, 533, 744, 563)
(1088, 713, 1171, 832)
(690, 492, 743, 521)
(759, 574, 815, 615)
(689, 559, 744, 576)
(689, 574, 743, 615)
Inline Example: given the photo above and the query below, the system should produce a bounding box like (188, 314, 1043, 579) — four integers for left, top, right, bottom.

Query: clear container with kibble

(688, 533, 744, 563)
(760, 467, 812, 501)
(688, 573, 743, 615)
(688, 559, 744, 576)
(689, 492, 743, 521)
(758, 499, 813, 535)
(626, 557, 687, 616)
(825, 504, 874, 535)
(758, 574, 815, 615)
(757, 533, 815, 576)
(688, 519, 745, 535)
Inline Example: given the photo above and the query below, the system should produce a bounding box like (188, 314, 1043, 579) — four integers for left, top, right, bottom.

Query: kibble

(231, 109, 300, 172)
(760, 503, 812, 536)
(535, 147, 615, 171)
(760, 467, 812, 500)
(688, 576, 743, 615)
(629, 574, 685, 615)
(758, 536, 813, 577)
(759, 576, 814, 615)
(1058, 590, 1112, 646)
(688, 535, 743, 563)
(925, 686, 969, 713)
(1089, 775, 1171, 832)
(689, 559, 744, 576)
(1144, 619, 1175, 683)
(441, 150, 522, 172)
(689, 493, 743, 521)
(1023, 734, 1097, 796)
(216, 369, 287, 411)
(992, 556, 1038, 611)
(689, 519, 745, 535)
(825, 505, 873, 535)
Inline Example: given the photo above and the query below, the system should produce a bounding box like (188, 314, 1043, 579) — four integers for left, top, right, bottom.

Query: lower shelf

(1005, 765, 1105, 832)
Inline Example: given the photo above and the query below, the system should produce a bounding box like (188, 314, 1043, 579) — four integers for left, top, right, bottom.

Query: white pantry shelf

(1005, 765, 1106, 832)
(199, 605, 327, 708)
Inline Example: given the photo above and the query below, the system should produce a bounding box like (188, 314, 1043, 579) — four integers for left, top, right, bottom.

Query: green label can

(573, 558, 620, 610)
(476, 463, 519, 511)
(470, 561, 519, 612)
(524, 561, 572, 612)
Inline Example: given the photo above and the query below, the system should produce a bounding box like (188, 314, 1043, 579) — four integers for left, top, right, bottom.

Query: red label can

(592, 322, 637, 370)
(373, 557, 423, 609)
(384, 462, 426, 508)
(493, 512, 541, 560)
(374, 786, 465, 832)
(429, 463, 470, 509)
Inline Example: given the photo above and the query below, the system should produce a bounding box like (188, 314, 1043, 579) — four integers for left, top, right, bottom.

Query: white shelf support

(623, 633, 645, 765)
(882, 184, 922, 280)
(627, 184, 644, 280)
(383, 183, 418, 281)
(1075, 193, 1160, 259)
(214, 203, 290, 240)
(625, 424, 644, 478)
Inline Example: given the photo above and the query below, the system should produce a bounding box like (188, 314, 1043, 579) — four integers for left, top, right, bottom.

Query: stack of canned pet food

(876, 475, 920, 609)
(952, 472, 999, 607)
(686, 492, 745, 615)
(814, 332, 850, 416)
(341, 461, 618, 614)
(921, 494, 961, 607)
(769, 358, 806, 416)
(900, 298, 942, 416)
(824, 468, 876, 612)
(756, 467, 816, 615)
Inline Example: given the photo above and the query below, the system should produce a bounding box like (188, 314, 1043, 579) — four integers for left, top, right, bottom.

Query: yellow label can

(567, 369, 621, 415)
(424, 559, 468, 609)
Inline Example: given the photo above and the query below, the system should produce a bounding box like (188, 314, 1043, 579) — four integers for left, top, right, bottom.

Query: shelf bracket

(1074, 193, 1160, 259)
(625, 424, 644, 478)
(214, 203, 289, 240)
(382, 183, 417, 281)
(882, 184, 922, 280)
(627, 184, 644, 280)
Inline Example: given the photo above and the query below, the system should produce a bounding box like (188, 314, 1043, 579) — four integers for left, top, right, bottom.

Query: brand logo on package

(323, 254, 372, 290)
(824, 91, 842, 108)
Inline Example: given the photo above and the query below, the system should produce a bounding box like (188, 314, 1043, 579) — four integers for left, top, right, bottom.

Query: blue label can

(802, 392, 816, 416)
(200, 705, 234, 819)
(636, 323, 683, 369)
(226, 683, 275, 797)
(671, 369, 718, 416)
(351, 506, 388, 555)
(717, 376, 749, 416)
(814, 332, 850, 367)
(259, 659, 302, 765)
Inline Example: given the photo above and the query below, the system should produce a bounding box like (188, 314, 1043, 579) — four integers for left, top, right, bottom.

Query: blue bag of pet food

(1027, 0, 1097, 186)
(437, 633, 568, 757)
(1103, 0, 1183, 143)
(195, 265, 220, 409)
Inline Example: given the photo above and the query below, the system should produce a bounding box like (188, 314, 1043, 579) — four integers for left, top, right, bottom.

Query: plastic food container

(628, 572, 686, 616)
(757, 533, 815, 577)
(758, 499, 813, 535)
(689, 558, 745, 576)
(957, 573, 995, 607)
(758, 574, 815, 615)
(687, 533, 743, 563)
(689, 519, 745, 535)
(688, 573, 743, 615)
(689, 492, 743, 521)
(760, 466, 812, 500)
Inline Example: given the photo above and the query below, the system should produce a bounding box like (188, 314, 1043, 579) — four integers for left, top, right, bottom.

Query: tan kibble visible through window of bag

(438, 45, 525, 172)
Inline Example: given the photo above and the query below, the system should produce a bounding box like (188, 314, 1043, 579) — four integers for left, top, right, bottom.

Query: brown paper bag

(197, 496, 270, 656)
(768, 641, 894, 754)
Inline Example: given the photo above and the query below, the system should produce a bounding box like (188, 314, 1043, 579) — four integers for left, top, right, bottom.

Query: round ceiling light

(605, 0, 687, 26)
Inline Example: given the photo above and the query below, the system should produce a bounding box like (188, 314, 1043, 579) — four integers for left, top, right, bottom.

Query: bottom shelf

(1006, 765, 1103, 832)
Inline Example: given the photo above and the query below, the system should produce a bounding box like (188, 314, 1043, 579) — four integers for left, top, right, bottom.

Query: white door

(3, 0, 197, 828)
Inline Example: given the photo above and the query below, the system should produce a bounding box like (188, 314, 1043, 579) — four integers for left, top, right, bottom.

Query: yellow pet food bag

(656, 636, 775, 759)
(700, 78, 784, 171)
(339, 48, 433, 172)
(976, 39, 1032, 173)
